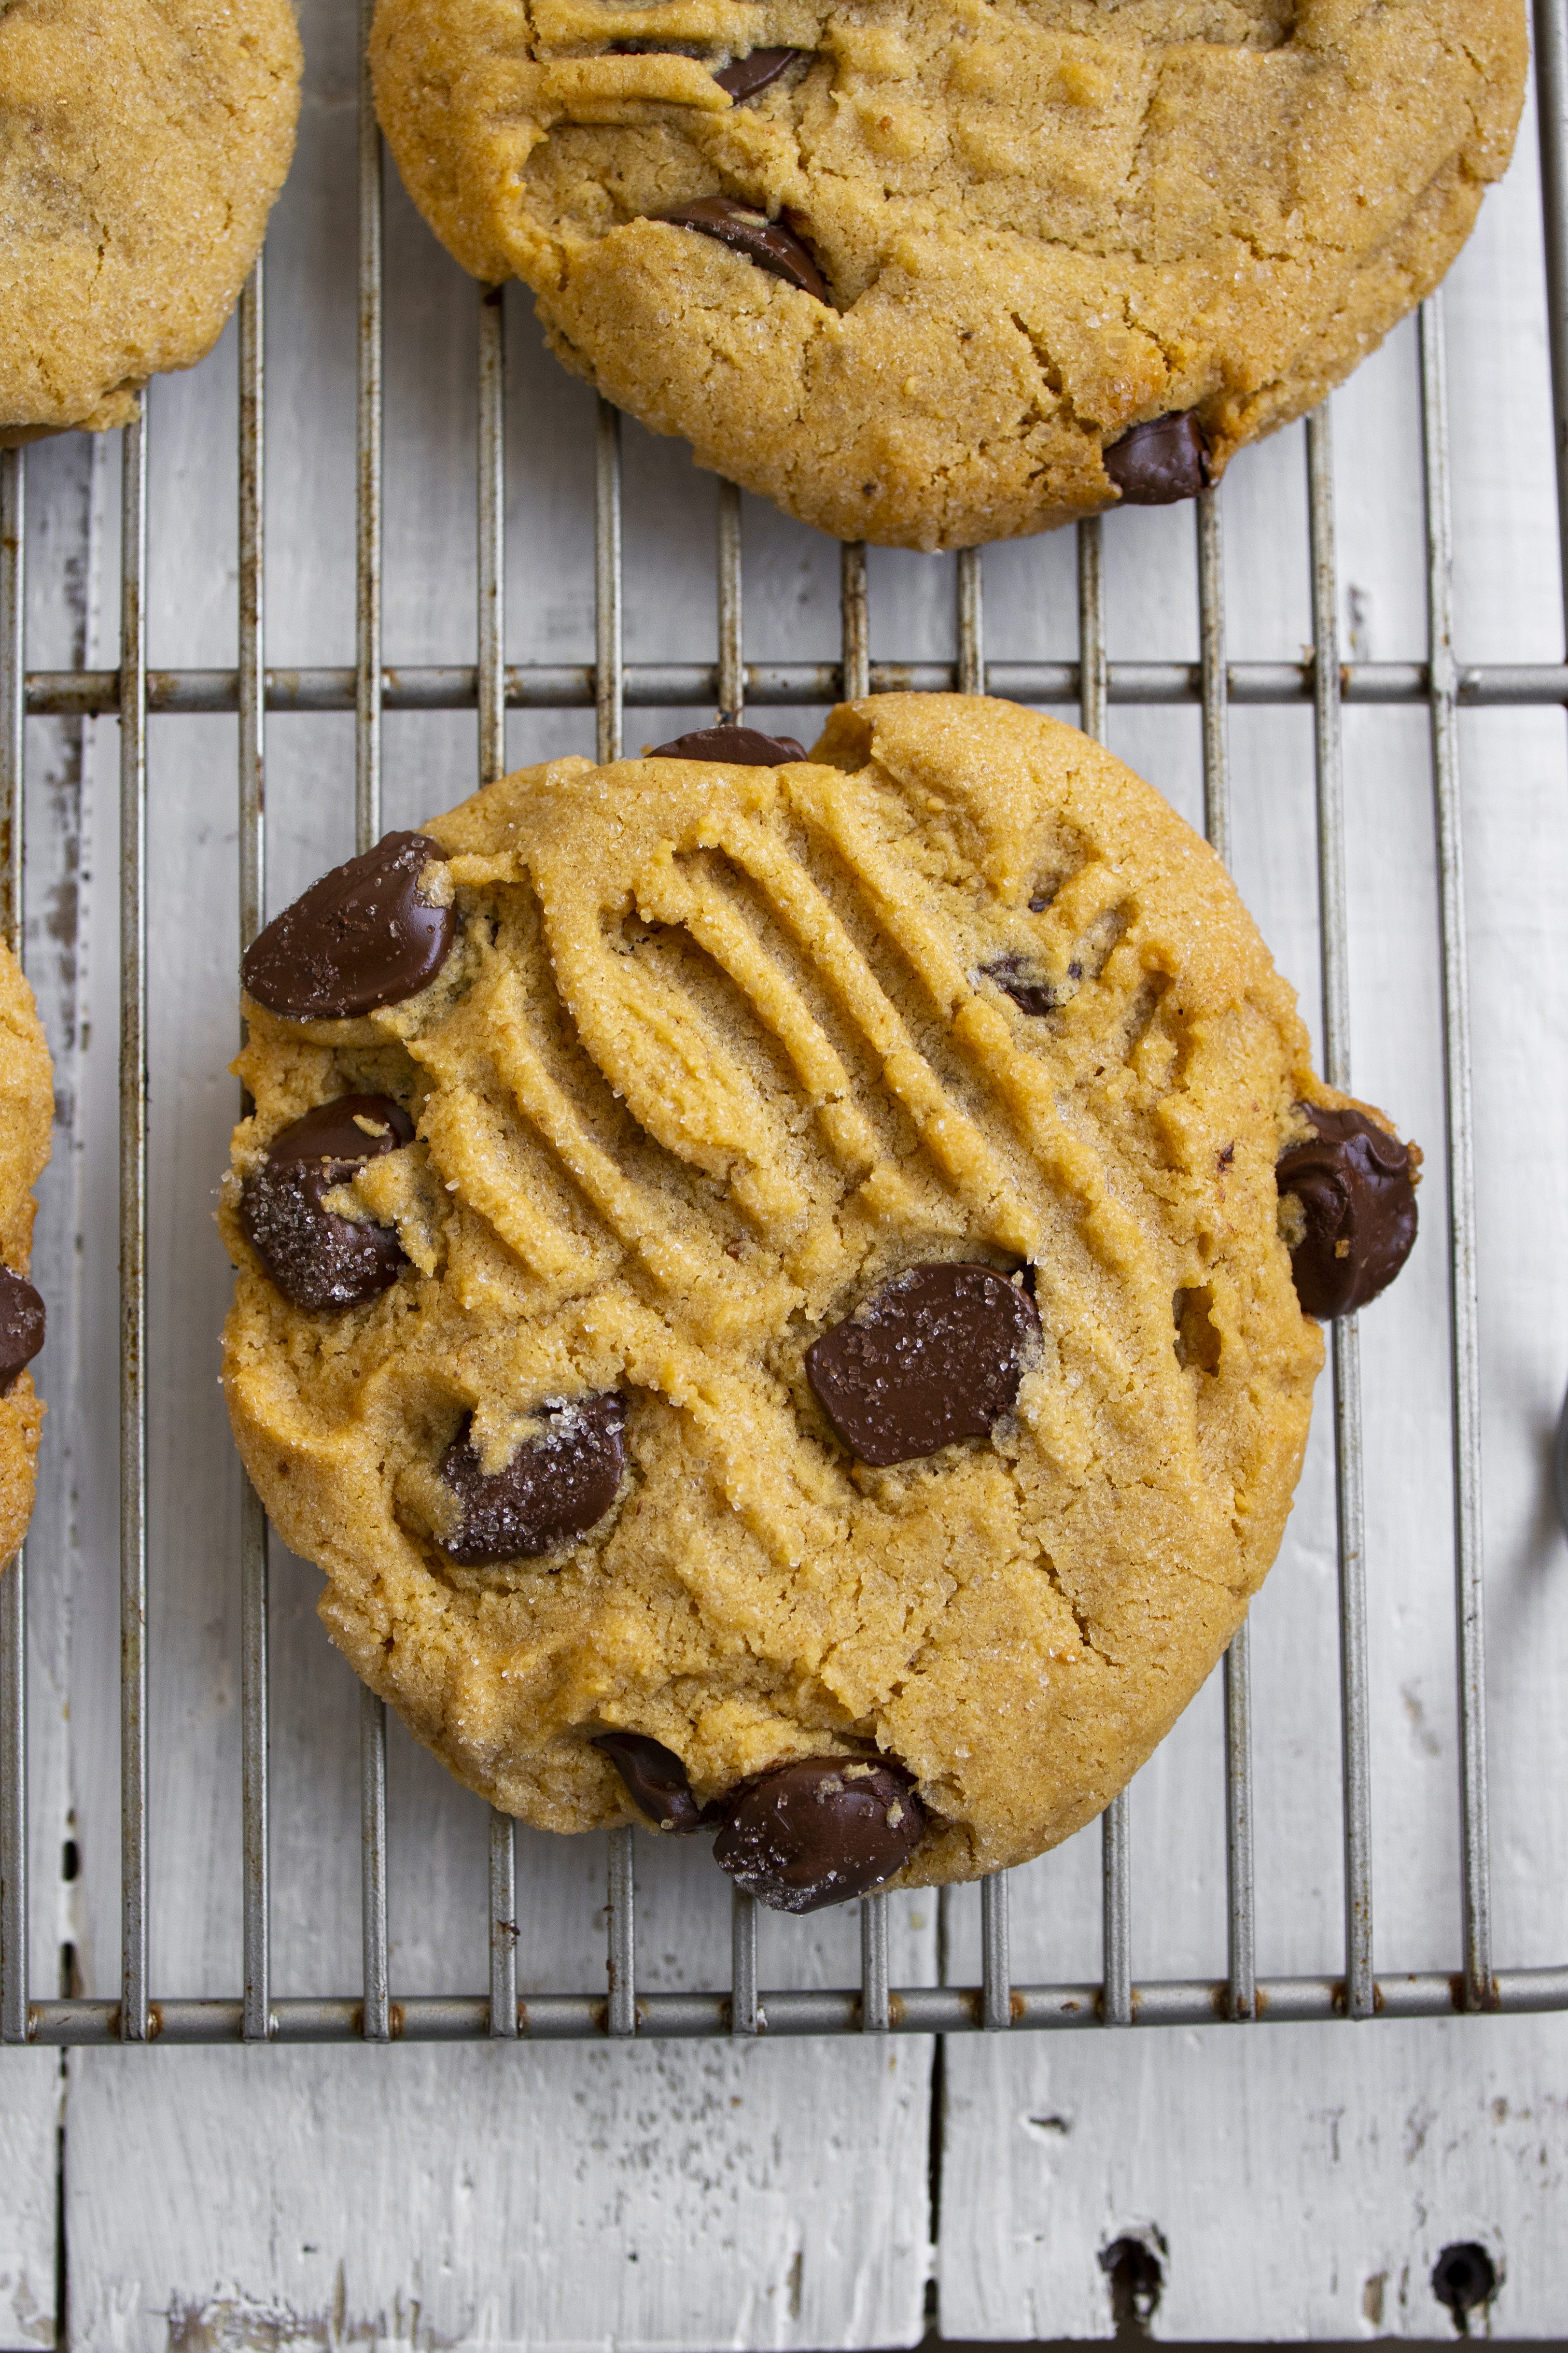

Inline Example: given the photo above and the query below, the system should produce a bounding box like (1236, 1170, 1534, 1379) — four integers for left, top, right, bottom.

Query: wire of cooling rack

(1423, 295, 1496, 2016)
(5, 16, 1568, 2045)
(1304, 407, 1375, 2023)
(0, 436, 26, 2053)
(118, 405, 149, 2046)
(239, 254, 273, 2051)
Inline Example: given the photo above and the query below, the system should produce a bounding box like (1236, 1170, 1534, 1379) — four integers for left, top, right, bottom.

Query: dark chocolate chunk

(595, 1731, 721, 1832)
(438, 1391, 628, 1565)
(1104, 412, 1210, 506)
(262, 1094, 415, 1168)
(805, 1261, 1040, 1467)
(713, 46, 807, 100)
(241, 832, 456, 1019)
(713, 1756, 925, 1913)
(659, 197, 826, 301)
(240, 1092, 414, 1312)
(646, 723, 808, 765)
(981, 954, 1082, 1016)
(0, 1266, 45, 1398)
(1276, 1103, 1418, 1318)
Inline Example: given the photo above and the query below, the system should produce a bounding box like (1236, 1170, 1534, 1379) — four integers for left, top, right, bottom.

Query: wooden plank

(0, 425, 100, 2350)
(44, 20, 1568, 2353)
(57, 15, 936, 2340)
(68, 2038, 931, 2352)
(938, 58, 1568, 2346)
(0, 2052, 56, 2351)
(940, 2017, 1568, 2340)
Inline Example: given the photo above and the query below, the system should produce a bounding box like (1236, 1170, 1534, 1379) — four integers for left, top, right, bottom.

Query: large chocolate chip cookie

(0, 0, 301, 447)
(221, 694, 1417, 1906)
(370, 0, 1524, 550)
(0, 945, 52, 1574)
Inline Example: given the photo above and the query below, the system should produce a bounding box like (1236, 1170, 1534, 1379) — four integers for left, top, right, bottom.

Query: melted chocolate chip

(1276, 1103, 1418, 1318)
(981, 954, 1081, 1016)
(713, 1756, 925, 1913)
(240, 1093, 414, 1312)
(0, 1267, 45, 1398)
(1104, 412, 1210, 506)
(595, 1731, 722, 1831)
(263, 1095, 415, 1168)
(646, 723, 808, 765)
(713, 46, 807, 100)
(806, 1261, 1040, 1468)
(241, 833, 456, 1019)
(438, 1392, 628, 1565)
(659, 197, 826, 301)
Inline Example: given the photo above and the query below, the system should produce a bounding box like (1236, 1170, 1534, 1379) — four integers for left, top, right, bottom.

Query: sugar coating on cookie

(370, 0, 1525, 550)
(0, 0, 302, 445)
(0, 945, 52, 1574)
(223, 694, 1363, 1884)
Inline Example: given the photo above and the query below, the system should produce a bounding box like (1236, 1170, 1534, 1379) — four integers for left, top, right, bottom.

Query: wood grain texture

(940, 2017, 1568, 2340)
(6, 11, 1568, 2349)
(939, 49, 1568, 2347)
(68, 2040, 930, 2352)
(1, 425, 100, 2351)
(47, 8, 938, 2342)
(0, 2052, 56, 2350)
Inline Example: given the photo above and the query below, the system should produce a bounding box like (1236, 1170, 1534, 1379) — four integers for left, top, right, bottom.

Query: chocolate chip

(659, 197, 826, 302)
(437, 1391, 628, 1565)
(805, 1261, 1040, 1468)
(646, 723, 808, 765)
(240, 1092, 414, 1312)
(0, 1267, 45, 1398)
(1103, 412, 1210, 506)
(713, 46, 806, 100)
(713, 1756, 925, 1913)
(981, 954, 1082, 1016)
(595, 1731, 721, 1831)
(241, 832, 456, 1020)
(263, 1095, 415, 1168)
(1276, 1103, 1418, 1317)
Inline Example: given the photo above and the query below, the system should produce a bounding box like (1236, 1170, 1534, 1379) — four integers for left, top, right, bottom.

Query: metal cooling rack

(3, 0, 1568, 2047)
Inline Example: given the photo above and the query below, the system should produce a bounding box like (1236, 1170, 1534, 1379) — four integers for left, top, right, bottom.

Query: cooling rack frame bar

(2, 3, 1568, 2049)
(14, 1966, 1568, 2046)
(18, 658, 1568, 717)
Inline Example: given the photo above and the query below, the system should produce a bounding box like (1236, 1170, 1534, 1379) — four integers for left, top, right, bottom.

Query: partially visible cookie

(0, 946, 52, 1573)
(0, 0, 302, 447)
(219, 694, 1420, 1904)
(371, 0, 1525, 550)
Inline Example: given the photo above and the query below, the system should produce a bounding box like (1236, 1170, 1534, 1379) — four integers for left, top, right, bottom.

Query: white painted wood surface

(0, 2049, 55, 2350)
(4, 424, 97, 2352)
(2, 4, 1568, 2342)
(941, 49, 1568, 2345)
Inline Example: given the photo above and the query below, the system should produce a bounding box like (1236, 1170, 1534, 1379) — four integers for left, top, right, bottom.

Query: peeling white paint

(66, 2045, 931, 2353)
(5, 11, 1568, 2352)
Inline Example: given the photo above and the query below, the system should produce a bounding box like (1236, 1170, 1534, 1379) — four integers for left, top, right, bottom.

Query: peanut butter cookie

(371, 0, 1524, 549)
(0, 0, 302, 447)
(221, 695, 1417, 1906)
